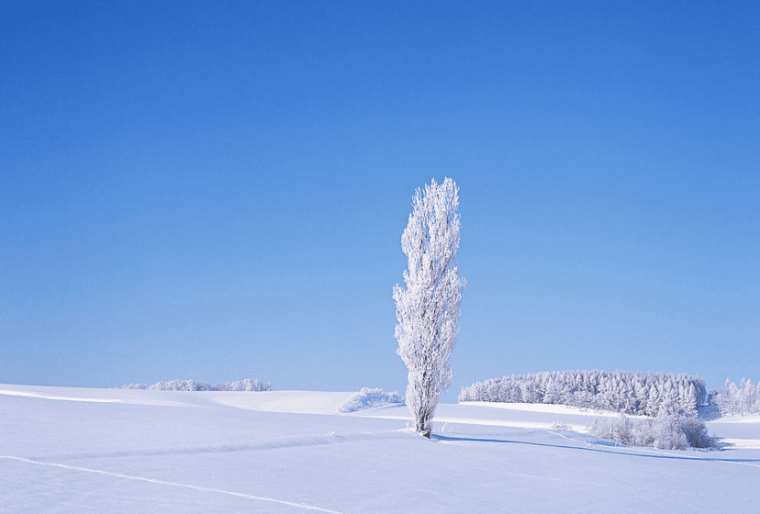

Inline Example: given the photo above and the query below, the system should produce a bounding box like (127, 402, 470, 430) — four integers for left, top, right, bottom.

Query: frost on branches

(393, 177, 465, 438)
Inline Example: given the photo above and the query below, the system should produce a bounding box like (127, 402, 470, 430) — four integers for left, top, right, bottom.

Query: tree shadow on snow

(431, 434, 760, 464)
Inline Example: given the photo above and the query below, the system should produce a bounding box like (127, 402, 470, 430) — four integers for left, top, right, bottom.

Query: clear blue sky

(2, 1, 758, 400)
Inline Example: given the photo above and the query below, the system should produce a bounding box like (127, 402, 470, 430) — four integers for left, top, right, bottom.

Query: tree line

(459, 370, 707, 417)
(121, 379, 272, 391)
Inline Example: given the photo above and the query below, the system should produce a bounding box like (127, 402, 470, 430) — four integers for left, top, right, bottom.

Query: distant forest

(459, 370, 706, 417)
(121, 379, 272, 392)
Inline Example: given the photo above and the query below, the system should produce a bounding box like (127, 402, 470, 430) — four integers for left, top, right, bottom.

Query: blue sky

(1, 1, 758, 400)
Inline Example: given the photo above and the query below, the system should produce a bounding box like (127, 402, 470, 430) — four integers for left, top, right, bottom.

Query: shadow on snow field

(432, 433, 760, 465)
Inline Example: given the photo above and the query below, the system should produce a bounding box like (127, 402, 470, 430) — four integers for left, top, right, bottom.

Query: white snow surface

(2, 384, 759, 513)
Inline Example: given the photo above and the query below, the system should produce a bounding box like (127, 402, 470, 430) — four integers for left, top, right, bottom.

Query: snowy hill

(1, 384, 759, 513)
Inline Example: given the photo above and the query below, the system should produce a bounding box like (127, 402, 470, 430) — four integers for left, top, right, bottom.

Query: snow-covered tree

(393, 177, 465, 438)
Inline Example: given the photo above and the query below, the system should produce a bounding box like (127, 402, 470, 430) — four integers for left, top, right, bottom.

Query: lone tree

(393, 177, 465, 438)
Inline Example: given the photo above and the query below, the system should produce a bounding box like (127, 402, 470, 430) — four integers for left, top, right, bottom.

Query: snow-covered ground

(1, 384, 759, 513)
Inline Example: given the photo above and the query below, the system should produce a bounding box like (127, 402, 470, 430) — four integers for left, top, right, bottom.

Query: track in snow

(1, 456, 346, 514)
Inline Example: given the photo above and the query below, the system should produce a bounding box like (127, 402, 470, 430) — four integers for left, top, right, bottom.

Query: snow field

(1, 385, 759, 513)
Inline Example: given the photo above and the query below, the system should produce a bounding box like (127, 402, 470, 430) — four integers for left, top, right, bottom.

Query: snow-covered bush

(339, 388, 405, 413)
(589, 412, 716, 450)
(708, 378, 760, 417)
(121, 379, 272, 392)
(676, 415, 715, 448)
(460, 370, 706, 417)
(213, 379, 273, 392)
(394, 177, 465, 437)
(149, 379, 214, 391)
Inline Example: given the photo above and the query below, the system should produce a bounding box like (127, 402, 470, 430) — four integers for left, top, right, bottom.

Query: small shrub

(340, 387, 404, 413)
(589, 412, 716, 450)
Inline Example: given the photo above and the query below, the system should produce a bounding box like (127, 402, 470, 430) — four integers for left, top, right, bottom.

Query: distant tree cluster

(708, 378, 760, 417)
(339, 388, 405, 413)
(589, 412, 715, 450)
(459, 371, 706, 417)
(122, 379, 272, 392)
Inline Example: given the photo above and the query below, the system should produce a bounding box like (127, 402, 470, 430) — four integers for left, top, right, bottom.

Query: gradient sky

(2, 1, 758, 401)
